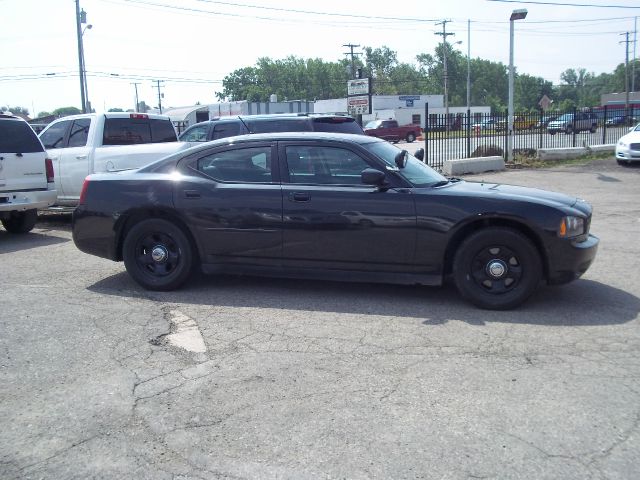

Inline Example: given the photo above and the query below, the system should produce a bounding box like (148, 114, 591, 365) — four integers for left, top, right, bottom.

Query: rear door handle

(289, 192, 310, 202)
(76, 155, 88, 160)
(184, 190, 201, 199)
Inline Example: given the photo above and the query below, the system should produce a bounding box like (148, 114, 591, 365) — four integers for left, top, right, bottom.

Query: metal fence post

(602, 105, 607, 145)
(538, 108, 543, 150)
(504, 109, 508, 162)
(424, 102, 429, 164)
(572, 107, 577, 148)
(466, 108, 471, 159)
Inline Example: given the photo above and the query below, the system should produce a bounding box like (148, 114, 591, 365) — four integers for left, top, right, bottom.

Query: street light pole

(81, 22, 92, 113)
(508, 9, 527, 164)
(75, 0, 86, 113)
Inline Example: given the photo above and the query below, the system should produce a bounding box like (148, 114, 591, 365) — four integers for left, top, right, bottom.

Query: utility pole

(467, 19, 471, 112)
(343, 43, 361, 79)
(435, 20, 455, 130)
(75, 0, 86, 113)
(621, 32, 631, 120)
(152, 80, 165, 114)
(131, 82, 140, 111)
(633, 17, 637, 94)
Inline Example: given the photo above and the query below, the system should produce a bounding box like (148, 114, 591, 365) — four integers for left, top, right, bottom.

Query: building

(314, 95, 490, 128)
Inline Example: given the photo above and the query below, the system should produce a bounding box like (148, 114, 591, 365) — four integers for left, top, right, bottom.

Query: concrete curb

(537, 144, 615, 161)
(442, 156, 505, 176)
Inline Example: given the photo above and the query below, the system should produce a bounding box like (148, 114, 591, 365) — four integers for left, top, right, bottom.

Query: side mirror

(361, 168, 386, 186)
(394, 150, 409, 168)
(414, 148, 424, 161)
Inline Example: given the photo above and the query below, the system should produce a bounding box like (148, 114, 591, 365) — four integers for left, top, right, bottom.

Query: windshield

(556, 114, 573, 122)
(363, 141, 447, 187)
(364, 121, 381, 129)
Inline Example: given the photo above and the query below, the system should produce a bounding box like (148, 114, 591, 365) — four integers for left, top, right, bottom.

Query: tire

(406, 132, 416, 143)
(1, 209, 38, 234)
(617, 159, 629, 166)
(565, 125, 573, 135)
(548, 131, 556, 136)
(589, 125, 597, 134)
(122, 218, 194, 291)
(452, 228, 542, 310)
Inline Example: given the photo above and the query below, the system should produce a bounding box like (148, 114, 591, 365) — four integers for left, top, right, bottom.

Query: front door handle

(76, 155, 88, 160)
(289, 192, 310, 202)
(184, 190, 201, 199)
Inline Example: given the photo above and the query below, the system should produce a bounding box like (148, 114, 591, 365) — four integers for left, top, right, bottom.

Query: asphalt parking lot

(2, 158, 639, 480)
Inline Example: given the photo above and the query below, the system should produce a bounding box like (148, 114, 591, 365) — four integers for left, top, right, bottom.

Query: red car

(364, 119, 421, 143)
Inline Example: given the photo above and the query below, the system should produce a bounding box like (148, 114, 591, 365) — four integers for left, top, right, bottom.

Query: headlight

(558, 216, 585, 238)
(618, 140, 628, 147)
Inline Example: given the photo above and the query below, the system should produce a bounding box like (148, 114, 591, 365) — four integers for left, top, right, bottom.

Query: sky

(1, 0, 639, 117)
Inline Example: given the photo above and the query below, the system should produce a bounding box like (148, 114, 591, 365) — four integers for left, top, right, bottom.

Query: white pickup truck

(39, 112, 191, 206)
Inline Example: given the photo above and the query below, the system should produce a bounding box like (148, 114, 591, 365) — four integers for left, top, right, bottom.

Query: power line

(487, 0, 640, 8)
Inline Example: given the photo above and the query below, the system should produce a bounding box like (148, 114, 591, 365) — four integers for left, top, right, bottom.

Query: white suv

(0, 114, 57, 233)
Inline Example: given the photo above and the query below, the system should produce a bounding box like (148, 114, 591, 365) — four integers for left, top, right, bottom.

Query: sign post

(347, 78, 371, 124)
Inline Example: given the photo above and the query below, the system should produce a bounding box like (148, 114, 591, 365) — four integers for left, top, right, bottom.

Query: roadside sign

(538, 95, 553, 111)
(347, 78, 370, 96)
(347, 95, 371, 115)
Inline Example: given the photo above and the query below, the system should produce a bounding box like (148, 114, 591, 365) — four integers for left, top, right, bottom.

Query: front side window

(39, 120, 72, 149)
(362, 140, 446, 187)
(285, 145, 371, 185)
(180, 124, 209, 142)
(0, 120, 44, 153)
(195, 146, 272, 183)
(67, 119, 91, 148)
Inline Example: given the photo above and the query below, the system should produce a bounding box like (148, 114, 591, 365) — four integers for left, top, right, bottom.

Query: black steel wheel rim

(470, 245, 523, 295)
(134, 231, 181, 278)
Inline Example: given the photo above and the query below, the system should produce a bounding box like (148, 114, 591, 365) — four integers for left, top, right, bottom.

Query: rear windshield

(103, 118, 177, 145)
(312, 117, 364, 134)
(245, 119, 309, 134)
(0, 120, 44, 153)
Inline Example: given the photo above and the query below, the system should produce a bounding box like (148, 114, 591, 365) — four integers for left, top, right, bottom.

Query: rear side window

(0, 120, 44, 153)
(311, 117, 364, 134)
(103, 118, 176, 145)
(195, 146, 272, 183)
(245, 119, 309, 133)
(212, 122, 241, 139)
(67, 119, 91, 148)
(40, 120, 72, 149)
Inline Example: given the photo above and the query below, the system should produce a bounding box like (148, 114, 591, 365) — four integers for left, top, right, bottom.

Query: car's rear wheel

(617, 159, 629, 166)
(406, 132, 416, 143)
(453, 228, 542, 310)
(589, 125, 597, 134)
(123, 218, 194, 291)
(548, 131, 556, 136)
(1, 209, 38, 234)
(565, 125, 573, 135)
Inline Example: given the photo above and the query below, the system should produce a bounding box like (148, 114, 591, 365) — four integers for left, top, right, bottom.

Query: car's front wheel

(453, 228, 542, 310)
(406, 132, 416, 143)
(565, 125, 573, 135)
(123, 218, 194, 291)
(1, 209, 38, 234)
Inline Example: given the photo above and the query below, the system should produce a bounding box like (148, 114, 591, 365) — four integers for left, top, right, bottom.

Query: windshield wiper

(429, 180, 450, 188)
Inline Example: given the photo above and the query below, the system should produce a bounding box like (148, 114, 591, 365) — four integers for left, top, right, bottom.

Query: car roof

(200, 113, 356, 124)
(0, 113, 27, 122)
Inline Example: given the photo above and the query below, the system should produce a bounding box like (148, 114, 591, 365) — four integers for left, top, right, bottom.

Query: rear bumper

(72, 207, 120, 261)
(547, 234, 599, 285)
(0, 188, 57, 212)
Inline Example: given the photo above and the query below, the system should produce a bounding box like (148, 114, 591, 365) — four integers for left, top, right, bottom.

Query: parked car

(606, 115, 638, 126)
(0, 113, 57, 233)
(535, 114, 558, 129)
(615, 123, 640, 165)
(363, 119, 421, 143)
(73, 132, 599, 310)
(179, 113, 364, 143)
(547, 112, 598, 135)
(472, 118, 498, 131)
(39, 112, 189, 207)
(496, 115, 536, 131)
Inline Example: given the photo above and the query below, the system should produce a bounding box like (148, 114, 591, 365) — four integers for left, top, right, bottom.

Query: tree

(108, 108, 124, 112)
(36, 111, 51, 118)
(2, 106, 30, 116)
(52, 106, 81, 116)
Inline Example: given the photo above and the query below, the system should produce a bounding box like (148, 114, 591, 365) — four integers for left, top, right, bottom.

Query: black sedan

(73, 132, 598, 310)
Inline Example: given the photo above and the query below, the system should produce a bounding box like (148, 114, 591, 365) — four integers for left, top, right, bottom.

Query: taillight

(78, 177, 90, 205)
(130, 113, 148, 119)
(45, 158, 54, 183)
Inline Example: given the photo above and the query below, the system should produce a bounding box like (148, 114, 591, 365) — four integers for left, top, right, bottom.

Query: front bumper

(547, 234, 599, 285)
(0, 188, 57, 212)
(615, 146, 640, 161)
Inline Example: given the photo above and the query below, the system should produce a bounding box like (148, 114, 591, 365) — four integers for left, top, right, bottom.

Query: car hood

(619, 130, 640, 144)
(430, 180, 579, 209)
